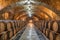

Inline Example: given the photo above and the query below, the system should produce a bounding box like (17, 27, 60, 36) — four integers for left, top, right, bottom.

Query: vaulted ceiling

(0, 0, 60, 11)
(0, 0, 60, 20)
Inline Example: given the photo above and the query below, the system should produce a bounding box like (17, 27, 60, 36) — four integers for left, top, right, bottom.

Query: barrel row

(34, 20, 60, 40)
(0, 20, 27, 40)
(44, 20, 60, 33)
(43, 29, 60, 40)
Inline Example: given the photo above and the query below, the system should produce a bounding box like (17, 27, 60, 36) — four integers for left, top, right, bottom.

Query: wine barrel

(14, 21, 17, 30)
(48, 21, 54, 30)
(0, 31, 8, 40)
(41, 21, 45, 28)
(49, 31, 55, 40)
(22, 21, 25, 27)
(52, 21, 60, 33)
(48, 21, 51, 29)
(13, 27, 16, 35)
(2, 12, 9, 20)
(39, 21, 42, 31)
(56, 34, 60, 40)
(45, 29, 50, 38)
(17, 21, 20, 27)
(43, 28, 46, 35)
(0, 22, 6, 33)
(14, 21, 17, 34)
(7, 22, 12, 31)
(11, 21, 16, 35)
(16, 22, 19, 31)
(40, 21, 45, 32)
(7, 22, 14, 36)
(8, 30, 13, 39)
(34, 21, 39, 28)
(49, 30, 60, 40)
(10, 21, 16, 35)
(45, 21, 49, 29)
(18, 21, 22, 30)
(16, 21, 19, 32)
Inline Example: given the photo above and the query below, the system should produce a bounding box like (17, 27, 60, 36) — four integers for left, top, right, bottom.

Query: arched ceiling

(0, 0, 60, 11)
(38, 0, 60, 11)
(0, 0, 60, 20)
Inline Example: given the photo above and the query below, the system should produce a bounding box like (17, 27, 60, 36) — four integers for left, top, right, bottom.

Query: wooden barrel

(10, 21, 15, 35)
(48, 21, 51, 29)
(22, 21, 25, 27)
(2, 12, 9, 20)
(20, 21, 24, 28)
(7, 22, 14, 37)
(13, 27, 16, 35)
(48, 21, 53, 29)
(45, 21, 49, 29)
(14, 21, 17, 34)
(48, 21, 54, 30)
(8, 30, 13, 39)
(0, 31, 8, 40)
(17, 21, 20, 27)
(34, 21, 42, 31)
(37, 21, 41, 30)
(19, 21, 23, 29)
(56, 34, 60, 40)
(14, 21, 17, 30)
(16, 21, 19, 32)
(49, 31, 60, 40)
(17, 21, 20, 31)
(39, 22, 42, 30)
(45, 29, 50, 38)
(18, 21, 21, 30)
(7, 22, 12, 31)
(39, 21, 42, 31)
(52, 21, 60, 33)
(11, 21, 16, 35)
(43, 28, 46, 35)
(34, 21, 38, 28)
(39, 21, 45, 32)
(41, 21, 45, 28)
(0, 22, 6, 33)
(49, 31, 55, 40)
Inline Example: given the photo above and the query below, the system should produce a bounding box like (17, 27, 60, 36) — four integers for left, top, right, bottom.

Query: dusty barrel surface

(52, 21, 60, 33)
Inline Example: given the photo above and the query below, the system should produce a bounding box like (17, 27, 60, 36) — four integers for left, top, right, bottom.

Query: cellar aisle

(19, 23, 40, 40)
(19, 23, 47, 40)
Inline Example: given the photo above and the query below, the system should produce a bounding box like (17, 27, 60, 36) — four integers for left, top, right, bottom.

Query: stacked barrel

(0, 20, 27, 40)
(34, 20, 60, 40)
